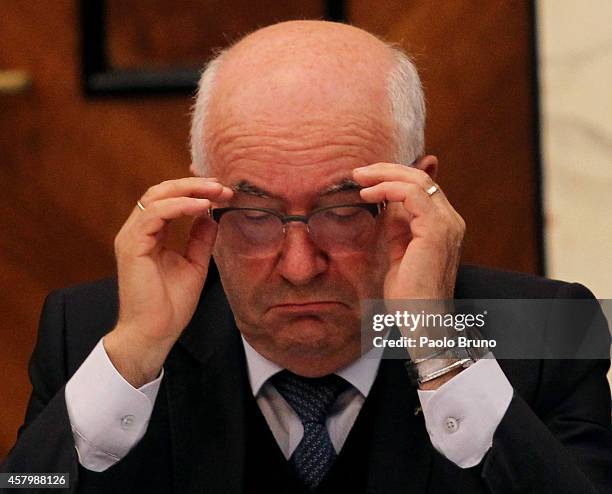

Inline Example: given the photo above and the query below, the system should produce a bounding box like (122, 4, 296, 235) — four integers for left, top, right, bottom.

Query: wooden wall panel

(0, 2, 194, 457)
(350, 0, 540, 274)
(106, 0, 324, 68)
(0, 1, 539, 459)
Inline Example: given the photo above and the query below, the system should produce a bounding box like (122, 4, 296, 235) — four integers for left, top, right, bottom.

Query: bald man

(2, 21, 611, 494)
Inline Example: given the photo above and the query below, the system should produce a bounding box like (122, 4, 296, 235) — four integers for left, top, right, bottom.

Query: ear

(414, 155, 438, 182)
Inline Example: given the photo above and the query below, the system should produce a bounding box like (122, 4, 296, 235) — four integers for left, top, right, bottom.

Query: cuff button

(121, 414, 136, 430)
(444, 417, 460, 433)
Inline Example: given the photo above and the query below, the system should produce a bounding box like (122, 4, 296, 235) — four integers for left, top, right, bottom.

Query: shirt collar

(241, 335, 383, 398)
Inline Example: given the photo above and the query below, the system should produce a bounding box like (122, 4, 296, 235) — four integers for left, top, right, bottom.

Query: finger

(135, 197, 213, 237)
(184, 214, 217, 275)
(354, 162, 454, 213)
(360, 181, 433, 216)
(353, 163, 436, 191)
(140, 177, 233, 206)
(123, 180, 232, 233)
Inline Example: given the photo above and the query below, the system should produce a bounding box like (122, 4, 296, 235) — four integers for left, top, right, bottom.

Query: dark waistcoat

(243, 375, 374, 494)
(241, 351, 453, 494)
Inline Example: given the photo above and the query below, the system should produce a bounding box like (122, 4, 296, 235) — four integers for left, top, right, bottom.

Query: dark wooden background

(0, 1, 540, 459)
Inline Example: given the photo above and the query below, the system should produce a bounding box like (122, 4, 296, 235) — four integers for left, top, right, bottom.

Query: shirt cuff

(417, 356, 513, 468)
(64, 336, 164, 472)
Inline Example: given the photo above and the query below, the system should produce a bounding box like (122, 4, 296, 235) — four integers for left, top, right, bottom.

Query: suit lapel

(164, 280, 249, 494)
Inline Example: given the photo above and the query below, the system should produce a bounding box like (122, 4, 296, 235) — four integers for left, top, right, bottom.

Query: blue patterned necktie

(270, 370, 350, 491)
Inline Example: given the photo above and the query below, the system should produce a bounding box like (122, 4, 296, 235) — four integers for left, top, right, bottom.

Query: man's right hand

(103, 177, 233, 387)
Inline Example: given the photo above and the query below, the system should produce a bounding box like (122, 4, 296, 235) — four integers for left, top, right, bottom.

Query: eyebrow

(231, 180, 271, 198)
(231, 178, 362, 199)
(319, 179, 362, 195)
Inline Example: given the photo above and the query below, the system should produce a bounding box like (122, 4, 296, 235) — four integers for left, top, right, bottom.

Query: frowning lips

(267, 301, 349, 314)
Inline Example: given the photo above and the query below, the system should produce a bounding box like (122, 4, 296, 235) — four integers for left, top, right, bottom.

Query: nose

(276, 222, 328, 286)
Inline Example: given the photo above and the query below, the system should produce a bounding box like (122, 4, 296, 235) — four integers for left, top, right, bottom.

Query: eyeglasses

(209, 202, 386, 257)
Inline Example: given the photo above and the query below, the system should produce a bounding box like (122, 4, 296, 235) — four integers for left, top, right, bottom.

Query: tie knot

(270, 370, 350, 425)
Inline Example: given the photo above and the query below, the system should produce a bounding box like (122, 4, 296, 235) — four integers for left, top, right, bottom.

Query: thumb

(184, 214, 217, 276)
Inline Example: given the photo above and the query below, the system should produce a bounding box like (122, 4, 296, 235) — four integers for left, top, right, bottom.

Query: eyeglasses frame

(208, 201, 387, 237)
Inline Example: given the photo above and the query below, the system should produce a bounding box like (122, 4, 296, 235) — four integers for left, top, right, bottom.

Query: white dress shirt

(241, 335, 382, 458)
(65, 335, 512, 472)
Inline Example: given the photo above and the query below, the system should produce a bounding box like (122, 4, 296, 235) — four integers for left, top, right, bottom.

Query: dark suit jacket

(2, 265, 611, 493)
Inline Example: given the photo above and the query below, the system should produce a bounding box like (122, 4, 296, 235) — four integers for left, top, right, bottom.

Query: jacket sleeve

(0, 290, 80, 493)
(481, 283, 612, 493)
(1, 283, 175, 494)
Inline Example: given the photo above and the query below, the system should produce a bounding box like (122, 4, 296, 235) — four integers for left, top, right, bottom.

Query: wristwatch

(405, 328, 490, 386)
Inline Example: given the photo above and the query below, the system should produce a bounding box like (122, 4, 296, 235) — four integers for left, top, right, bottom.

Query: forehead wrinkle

(208, 114, 395, 168)
(210, 112, 394, 145)
(221, 143, 381, 169)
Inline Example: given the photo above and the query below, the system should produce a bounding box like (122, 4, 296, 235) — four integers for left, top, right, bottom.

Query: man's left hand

(353, 159, 465, 300)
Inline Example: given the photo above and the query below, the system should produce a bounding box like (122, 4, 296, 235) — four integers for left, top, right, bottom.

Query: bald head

(214, 21, 394, 117)
(190, 20, 425, 175)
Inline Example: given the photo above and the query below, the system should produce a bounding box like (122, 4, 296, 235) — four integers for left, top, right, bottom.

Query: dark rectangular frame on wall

(80, 0, 346, 96)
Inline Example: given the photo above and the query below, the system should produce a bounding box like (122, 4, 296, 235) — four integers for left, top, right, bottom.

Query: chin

(275, 316, 345, 355)
(272, 318, 361, 377)
(239, 310, 362, 373)
(276, 317, 338, 353)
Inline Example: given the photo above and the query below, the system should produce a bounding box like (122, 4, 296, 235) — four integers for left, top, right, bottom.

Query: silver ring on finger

(426, 184, 439, 197)
(137, 200, 146, 211)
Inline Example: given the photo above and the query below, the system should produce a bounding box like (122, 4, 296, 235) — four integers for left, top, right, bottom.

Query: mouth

(268, 301, 347, 315)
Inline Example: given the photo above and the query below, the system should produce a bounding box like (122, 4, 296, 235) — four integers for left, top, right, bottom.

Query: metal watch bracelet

(405, 328, 490, 386)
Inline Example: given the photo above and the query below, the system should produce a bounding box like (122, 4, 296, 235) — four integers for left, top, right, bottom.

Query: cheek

(213, 247, 273, 302)
(330, 248, 387, 299)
